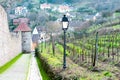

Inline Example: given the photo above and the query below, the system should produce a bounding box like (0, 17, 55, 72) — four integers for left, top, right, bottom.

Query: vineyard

(36, 20, 120, 80)
(66, 31, 120, 67)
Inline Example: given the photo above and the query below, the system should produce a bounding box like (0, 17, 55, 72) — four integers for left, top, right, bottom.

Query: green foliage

(80, 77, 88, 80)
(98, 47, 104, 53)
(49, 15, 57, 21)
(103, 71, 112, 77)
(35, 47, 39, 57)
(27, 3, 33, 9)
(102, 11, 112, 18)
(113, 25, 120, 29)
(40, 0, 46, 3)
(56, 43, 63, 53)
(36, 57, 51, 80)
(39, 43, 62, 67)
(41, 53, 62, 67)
(77, 7, 96, 14)
(65, 0, 73, 3)
(47, 0, 53, 3)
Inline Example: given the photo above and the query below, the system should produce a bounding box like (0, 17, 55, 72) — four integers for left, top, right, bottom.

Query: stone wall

(22, 32, 32, 52)
(0, 5, 22, 67)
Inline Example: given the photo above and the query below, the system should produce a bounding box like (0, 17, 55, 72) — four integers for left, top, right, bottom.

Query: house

(58, 5, 71, 13)
(32, 27, 40, 51)
(32, 26, 46, 42)
(15, 6, 28, 16)
(40, 3, 51, 10)
(32, 26, 47, 51)
(14, 22, 32, 53)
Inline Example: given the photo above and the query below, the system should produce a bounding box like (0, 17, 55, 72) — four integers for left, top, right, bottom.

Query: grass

(0, 53, 22, 74)
(36, 56, 51, 80)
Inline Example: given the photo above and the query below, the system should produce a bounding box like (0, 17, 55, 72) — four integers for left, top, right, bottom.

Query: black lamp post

(62, 15, 69, 69)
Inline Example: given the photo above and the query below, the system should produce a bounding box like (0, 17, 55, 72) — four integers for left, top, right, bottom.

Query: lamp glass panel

(62, 22, 68, 29)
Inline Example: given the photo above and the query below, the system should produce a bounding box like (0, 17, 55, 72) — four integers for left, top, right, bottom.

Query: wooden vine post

(93, 32, 98, 67)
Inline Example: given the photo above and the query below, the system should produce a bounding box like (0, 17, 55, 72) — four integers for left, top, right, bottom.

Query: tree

(27, 3, 33, 9)
(65, 0, 73, 3)
(36, 13, 49, 26)
(27, 12, 37, 21)
(49, 15, 57, 21)
(47, 0, 53, 3)
(102, 11, 113, 18)
(40, 0, 46, 3)
(46, 21, 61, 33)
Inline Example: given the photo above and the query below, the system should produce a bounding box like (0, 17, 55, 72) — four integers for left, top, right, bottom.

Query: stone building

(14, 22, 32, 52)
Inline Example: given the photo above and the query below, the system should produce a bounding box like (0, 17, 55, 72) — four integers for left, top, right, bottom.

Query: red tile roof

(14, 23, 31, 32)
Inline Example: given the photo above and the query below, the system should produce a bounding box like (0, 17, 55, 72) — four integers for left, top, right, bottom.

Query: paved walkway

(0, 54, 31, 80)
(27, 53, 42, 80)
(0, 53, 42, 80)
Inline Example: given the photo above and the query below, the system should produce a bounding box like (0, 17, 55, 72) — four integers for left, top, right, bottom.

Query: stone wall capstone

(0, 5, 22, 67)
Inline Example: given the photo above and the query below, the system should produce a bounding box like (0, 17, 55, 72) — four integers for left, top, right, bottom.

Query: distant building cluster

(58, 5, 71, 13)
(40, 3, 72, 13)
(15, 6, 28, 16)
(40, 3, 51, 10)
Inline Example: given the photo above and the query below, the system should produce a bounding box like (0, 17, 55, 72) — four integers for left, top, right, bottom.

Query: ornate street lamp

(62, 15, 69, 69)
